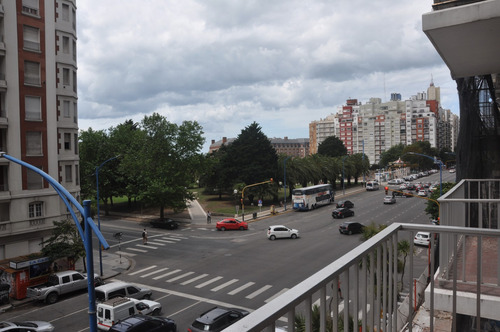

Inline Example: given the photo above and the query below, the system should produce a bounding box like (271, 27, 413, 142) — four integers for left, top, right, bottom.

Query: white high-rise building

(0, 0, 80, 260)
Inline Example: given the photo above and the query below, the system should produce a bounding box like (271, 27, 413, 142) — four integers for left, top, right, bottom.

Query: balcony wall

(422, 0, 500, 79)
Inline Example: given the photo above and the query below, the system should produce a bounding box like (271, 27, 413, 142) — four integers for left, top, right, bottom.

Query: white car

(267, 225, 299, 240)
(414, 232, 431, 246)
(418, 190, 427, 197)
(130, 298, 162, 316)
(0, 321, 54, 332)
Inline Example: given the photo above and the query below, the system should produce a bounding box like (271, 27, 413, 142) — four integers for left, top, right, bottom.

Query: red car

(216, 218, 248, 231)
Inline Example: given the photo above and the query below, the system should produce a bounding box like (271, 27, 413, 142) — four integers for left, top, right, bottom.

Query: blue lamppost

(1, 152, 109, 332)
(342, 155, 348, 195)
(283, 156, 292, 211)
(96, 155, 120, 276)
(407, 152, 443, 196)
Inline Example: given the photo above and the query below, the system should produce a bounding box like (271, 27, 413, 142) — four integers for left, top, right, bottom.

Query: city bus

(292, 184, 334, 211)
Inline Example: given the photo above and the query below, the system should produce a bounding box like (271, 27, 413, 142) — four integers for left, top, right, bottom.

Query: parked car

(108, 314, 176, 332)
(0, 321, 54, 332)
(414, 232, 431, 246)
(150, 218, 179, 230)
(267, 225, 299, 240)
(187, 307, 249, 332)
(336, 200, 354, 208)
(216, 218, 248, 231)
(95, 281, 152, 303)
(332, 208, 354, 219)
(383, 196, 396, 204)
(98, 297, 163, 331)
(339, 222, 365, 235)
(26, 270, 103, 304)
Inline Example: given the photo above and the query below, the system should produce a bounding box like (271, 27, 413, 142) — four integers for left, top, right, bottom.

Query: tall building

(308, 84, 459, 165)
(0, 0, 80, 260)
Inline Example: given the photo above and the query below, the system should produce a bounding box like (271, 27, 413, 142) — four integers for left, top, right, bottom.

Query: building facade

(209, 136, 309, 157)
(308, 83, 459, 165)
(0, 0, 80, 260)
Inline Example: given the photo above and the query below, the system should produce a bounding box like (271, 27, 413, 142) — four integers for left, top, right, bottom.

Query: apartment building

(0, 0, 80, 260)
(309, 82, 458, 164)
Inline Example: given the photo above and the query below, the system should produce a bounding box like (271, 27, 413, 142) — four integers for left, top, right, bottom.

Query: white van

(95, 281, 152, 303)
(366, 181, 380, 191)
(97, 297, 162, 330)
(97, 297, 137, 330)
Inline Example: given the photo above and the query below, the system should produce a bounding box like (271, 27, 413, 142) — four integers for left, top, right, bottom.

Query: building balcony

(423, 0, 500, 79)
(228, 179, 500, 331)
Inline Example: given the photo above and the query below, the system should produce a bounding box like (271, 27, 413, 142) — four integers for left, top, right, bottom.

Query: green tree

(79, 128, 120, 215)
(317, 136, 347, 157)
(41, 220, 86, 270)
(222, 122, 278, 190)
(425, 182, 455, 219)
(379, 143, 405, 168)
(135, 113, 205, 219)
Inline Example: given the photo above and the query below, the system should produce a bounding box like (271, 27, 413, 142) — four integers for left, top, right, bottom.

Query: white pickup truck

(27, 270, 103, 304)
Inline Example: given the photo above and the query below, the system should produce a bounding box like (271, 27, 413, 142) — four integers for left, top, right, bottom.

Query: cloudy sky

(76, 0, 458, 152)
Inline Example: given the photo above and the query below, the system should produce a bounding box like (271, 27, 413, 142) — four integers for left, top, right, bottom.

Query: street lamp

(407, 152, 443, 196)
(283, 156, 292, 211)
(96, 155, 120, 276)
(342, 155, 348, 195)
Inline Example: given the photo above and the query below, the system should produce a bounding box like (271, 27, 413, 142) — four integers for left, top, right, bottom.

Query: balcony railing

(227, 179, 500, 332)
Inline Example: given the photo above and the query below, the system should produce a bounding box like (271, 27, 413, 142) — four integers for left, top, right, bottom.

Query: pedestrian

(142, 228, 148, 244)
(207, 211, 211, 224)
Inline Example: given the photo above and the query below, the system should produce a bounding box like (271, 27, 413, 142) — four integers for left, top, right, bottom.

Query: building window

(62, 3, 70, 21)
(29, 202, 43, 218)
(65, 165, 72, 183)
(63, 68, 70, 85)
(64, 133, 71, 150)
(23, 25, 40, 51)
(73, 40, 77, 60)
(25, 96, 41, 121)
(26, 132, 42, 156)
(73, 71, 77, 92)
(22, 0, 39, 16)
(27, 168, 43, 189)
(74, 133, 78, 154)
(73, 102, 78, 123)
(75, 165, 79, 185)
(63, 100, 70, 118)
(62, 36, 70, 54)
(24, 61, 40, 85)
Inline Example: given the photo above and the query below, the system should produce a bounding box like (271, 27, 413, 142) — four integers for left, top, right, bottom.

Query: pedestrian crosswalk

(115, 235, 188, 257)
(128, 265, 289, 304)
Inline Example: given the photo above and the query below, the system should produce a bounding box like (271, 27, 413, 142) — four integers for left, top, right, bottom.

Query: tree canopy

(79, 114, 205, 218)
(317, 136, 348, 157)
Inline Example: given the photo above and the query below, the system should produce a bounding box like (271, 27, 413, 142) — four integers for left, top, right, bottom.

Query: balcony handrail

(227, 223, 500, 332)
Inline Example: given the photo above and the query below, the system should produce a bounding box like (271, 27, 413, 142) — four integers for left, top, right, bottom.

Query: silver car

(267, 225, 299, 240)
(383, 196, 396, 204)
(0, 321, 54, 332)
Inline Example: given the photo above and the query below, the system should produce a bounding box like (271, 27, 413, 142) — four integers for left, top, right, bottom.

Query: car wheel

(46, 292, 58, 304)
(143, 294, 151, 300)
(270, 235, 276, 240)
(348, 230, 352, 235)
(152, 308, 161, 316)
(352, 212, 355, 216)
(341, 215, 344, 219)
(221, 227, 226, 231)
(291, 234, 297, 239)
(239, 226, 245, 230)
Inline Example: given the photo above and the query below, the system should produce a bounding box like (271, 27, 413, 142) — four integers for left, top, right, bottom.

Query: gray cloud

(77, 0, 458, 151)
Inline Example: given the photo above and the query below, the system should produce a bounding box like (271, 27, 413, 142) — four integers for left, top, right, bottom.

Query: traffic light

(385, 186, 389, 195)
